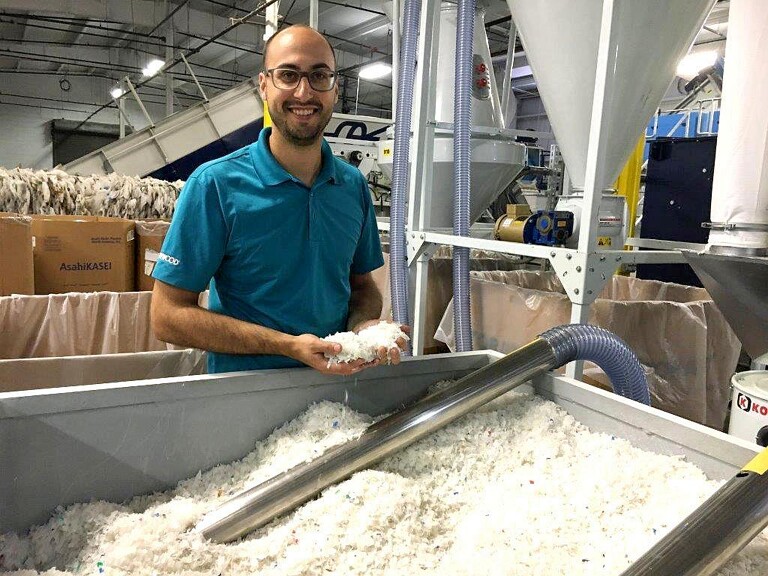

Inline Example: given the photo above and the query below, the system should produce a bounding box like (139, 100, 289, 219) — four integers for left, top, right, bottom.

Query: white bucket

(728, 371, 768, 446)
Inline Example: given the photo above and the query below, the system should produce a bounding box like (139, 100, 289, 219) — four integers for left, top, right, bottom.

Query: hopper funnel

(506, 0, 715, 191)
(682, 250, 768, 361)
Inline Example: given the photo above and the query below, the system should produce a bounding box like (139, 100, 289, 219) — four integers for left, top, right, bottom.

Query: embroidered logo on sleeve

(157, 252, 181, 266)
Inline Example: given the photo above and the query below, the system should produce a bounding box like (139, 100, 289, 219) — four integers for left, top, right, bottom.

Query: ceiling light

(359, 62, 392, 80)
(110, 86, 125, 99)
(676, 50, 718, 80)
(142, 59, 165, 77)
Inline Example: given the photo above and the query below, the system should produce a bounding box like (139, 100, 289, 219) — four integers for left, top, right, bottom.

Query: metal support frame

(125, 77, 155, 127)
(500, 21, 517, 127)
(117, 97, 128, 138)
(180, 52, 208, 101)
(557, 0, 612, 376)
(405, 0, 441, 355)
(166, 23, 175, 116)
(309, 0, 319, 28)
(201, 102, 224, 138)
(406, 231, 686, 303)
(265, 2, 280, 38)
(431, 121, 552, 141)
(392, 0, 687, 381)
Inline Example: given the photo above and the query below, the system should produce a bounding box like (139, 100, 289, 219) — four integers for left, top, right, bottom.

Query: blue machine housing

(524, 210, 574, 246)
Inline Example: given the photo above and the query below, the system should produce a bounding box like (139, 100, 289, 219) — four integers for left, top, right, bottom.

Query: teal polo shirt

(152, 128, 384, 373)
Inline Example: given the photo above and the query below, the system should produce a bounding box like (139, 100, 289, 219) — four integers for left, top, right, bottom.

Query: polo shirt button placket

(309, 188, 316, 242)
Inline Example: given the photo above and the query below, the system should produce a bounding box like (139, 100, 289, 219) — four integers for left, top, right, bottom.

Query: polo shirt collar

(251, 127, 339, 187)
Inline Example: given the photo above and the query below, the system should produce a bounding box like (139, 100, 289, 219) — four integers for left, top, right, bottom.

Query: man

(151, 25, 405, 375)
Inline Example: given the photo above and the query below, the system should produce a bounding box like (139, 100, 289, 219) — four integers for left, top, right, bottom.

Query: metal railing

(645, 97, 721, 139)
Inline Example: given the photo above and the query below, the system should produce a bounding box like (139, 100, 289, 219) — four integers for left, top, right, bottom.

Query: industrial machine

(494, 209, 574, 246)
(376, 1, 534, 230)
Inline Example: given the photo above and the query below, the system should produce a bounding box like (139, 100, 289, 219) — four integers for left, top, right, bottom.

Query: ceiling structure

(0, 0, 729, 124)
(0, 0, 515, 121)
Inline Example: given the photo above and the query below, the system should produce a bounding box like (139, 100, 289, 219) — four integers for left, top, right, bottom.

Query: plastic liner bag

(435, 270, 741, 429)
(0, 349, 206, 393)
(0, 291, 195, 358)
(372, 248, 532, 351)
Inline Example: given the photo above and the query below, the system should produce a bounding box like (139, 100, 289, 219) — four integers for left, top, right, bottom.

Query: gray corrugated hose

(389, 0, 422, 337)
(540, 323, 651, 405)
(452, 0, 475, 352)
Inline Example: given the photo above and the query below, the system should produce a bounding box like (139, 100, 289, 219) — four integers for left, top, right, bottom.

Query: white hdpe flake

(1, 389, 766, 576)
(323, 321, 409, 364)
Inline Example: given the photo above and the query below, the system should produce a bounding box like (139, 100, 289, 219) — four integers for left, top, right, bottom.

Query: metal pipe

(165, 19, 175, 116)
(500, 22, 517, 127)
(125, 77, 154, 127)
(196, 338, 558, 542)
(309, 0, 319, 28)
(180, 52, 208, 101)
(620, 451, 768, 576)
(118, 98, 127, 137)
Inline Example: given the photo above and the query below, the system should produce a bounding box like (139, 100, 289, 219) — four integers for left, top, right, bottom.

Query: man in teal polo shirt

(150, 25, 405, 374)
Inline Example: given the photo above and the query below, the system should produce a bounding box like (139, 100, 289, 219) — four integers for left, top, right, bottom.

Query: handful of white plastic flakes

(323, 321, 409, 365)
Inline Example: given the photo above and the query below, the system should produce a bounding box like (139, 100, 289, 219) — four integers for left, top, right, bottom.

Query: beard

(269, 100, 333, 147)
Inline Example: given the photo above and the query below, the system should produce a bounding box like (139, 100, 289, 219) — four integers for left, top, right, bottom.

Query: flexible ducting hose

(540, 324, 651, 405)
(389, 0, 422, 335)
(452, 0, 475, 352)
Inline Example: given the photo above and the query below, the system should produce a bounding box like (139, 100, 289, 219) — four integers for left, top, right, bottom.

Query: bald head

(258, 24, 339, 148)
(263, 25, 337, 71)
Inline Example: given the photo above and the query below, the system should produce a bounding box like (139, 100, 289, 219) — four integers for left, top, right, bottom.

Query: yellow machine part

(494, 214, 528, 243)
(615, 135, 644, 243)
(264, 102, 272, 128)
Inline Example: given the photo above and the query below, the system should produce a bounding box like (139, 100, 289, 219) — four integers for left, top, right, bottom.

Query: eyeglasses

(265, 67, 338, 92)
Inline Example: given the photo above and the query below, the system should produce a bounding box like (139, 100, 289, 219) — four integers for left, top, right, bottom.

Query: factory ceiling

(0, 0, 729, 119)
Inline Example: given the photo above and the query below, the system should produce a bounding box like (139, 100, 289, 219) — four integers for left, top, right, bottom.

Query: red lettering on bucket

(748, 401, 768, 416)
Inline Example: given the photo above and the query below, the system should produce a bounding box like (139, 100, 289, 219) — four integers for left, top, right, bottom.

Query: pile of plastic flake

(323, 321, 409, 364)
(1, 390, 767, 576)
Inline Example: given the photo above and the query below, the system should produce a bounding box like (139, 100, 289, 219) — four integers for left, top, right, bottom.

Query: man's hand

(287, 333, 378, 375)
(351, 320, 411, 365)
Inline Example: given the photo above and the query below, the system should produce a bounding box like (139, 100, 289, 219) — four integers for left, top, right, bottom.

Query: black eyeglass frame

(264, 67, 338, 92)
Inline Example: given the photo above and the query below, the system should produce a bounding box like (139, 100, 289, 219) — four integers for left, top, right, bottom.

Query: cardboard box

(31, 215, 135, 294)
(505, 204, 532, 218)
(0, 212, 34, 295)
(135, 219, 171, 291)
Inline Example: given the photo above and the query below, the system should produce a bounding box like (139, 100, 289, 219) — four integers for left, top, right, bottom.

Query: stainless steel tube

(195, 338, 557, 543)
(620, 456, 768, 576)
